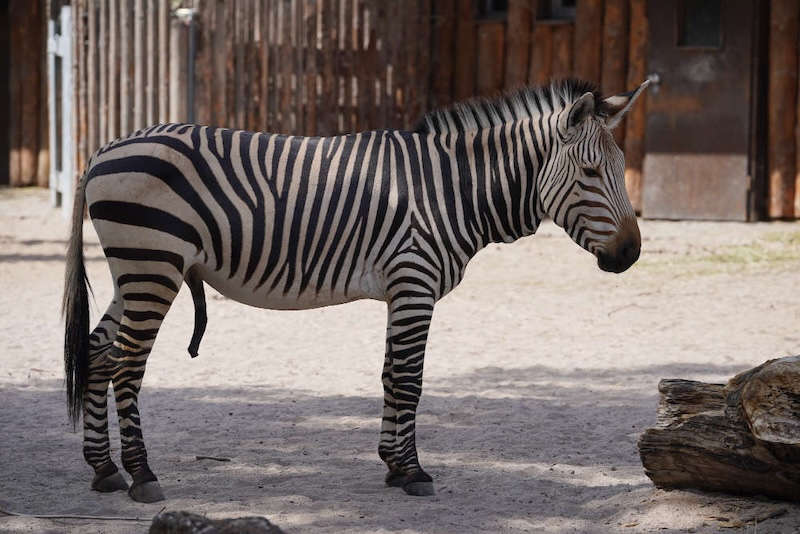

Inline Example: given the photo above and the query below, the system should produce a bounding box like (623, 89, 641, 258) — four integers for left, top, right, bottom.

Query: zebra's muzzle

(596, 218, 641, 274)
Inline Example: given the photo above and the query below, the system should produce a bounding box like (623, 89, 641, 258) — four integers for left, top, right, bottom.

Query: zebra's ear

(601, 79, 650, 129)
(567, 92, 596, 131)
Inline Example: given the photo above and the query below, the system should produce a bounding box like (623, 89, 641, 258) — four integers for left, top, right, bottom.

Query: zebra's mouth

(596, 220, 641, 273)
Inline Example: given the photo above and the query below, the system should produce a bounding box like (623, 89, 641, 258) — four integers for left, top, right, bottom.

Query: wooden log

(504, 0, 534, 90)
(769, 0, 799, 219)
(600, 0, 628, 145)
(453, 0, 476, 100)
(476, 20, 504, 97)
(638, 356, 800, 502)
(550, 22, 573, 80)
(150, 511, 285, 534)
(528, 22, 552, 87)
(234, 0, 246, 129)
(280, 0, 293, 132)
(573, 0, 603, 83)
(623, 0, 647, 213)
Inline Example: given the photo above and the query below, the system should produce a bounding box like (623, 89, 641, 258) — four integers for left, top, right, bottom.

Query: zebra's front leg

(84, 300, 129, 493)
(379, 291, 435, 496)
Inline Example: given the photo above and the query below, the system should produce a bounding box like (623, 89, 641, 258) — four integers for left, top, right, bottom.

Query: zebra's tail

(62, 170, 92, 426)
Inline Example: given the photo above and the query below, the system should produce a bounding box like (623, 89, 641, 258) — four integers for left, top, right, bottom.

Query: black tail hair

(62, 172, 91, 426)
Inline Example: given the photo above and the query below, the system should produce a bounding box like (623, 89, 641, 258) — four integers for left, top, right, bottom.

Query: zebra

(63, 78, 649, 502)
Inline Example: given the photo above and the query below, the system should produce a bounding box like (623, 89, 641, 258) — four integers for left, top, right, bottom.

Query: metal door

(47, 5, 73, 216)
(642, 0, 765, 221)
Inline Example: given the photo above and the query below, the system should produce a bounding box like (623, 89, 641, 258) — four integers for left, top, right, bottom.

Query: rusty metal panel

(642, 0, 758, 221)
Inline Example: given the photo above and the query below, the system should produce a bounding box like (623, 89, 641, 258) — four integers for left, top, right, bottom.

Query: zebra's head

(542, 80, 650, 273)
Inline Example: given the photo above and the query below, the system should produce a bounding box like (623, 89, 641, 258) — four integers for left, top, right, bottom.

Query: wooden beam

(431, 0, 455, 108)
(551, 22, 573, 80)
(623, 0, 647, 213)
(573, 0, 603, 83)
(119, 0, 132, 134)
(476, 20, 505, 97)
(769, 0, 799, 218)
(98, 0, 107, 144)
(504, 0, 535, 89)
(87, 0, 97, 153)
(146, 0, 157, 125)
(158, 0, 169, 124)
(109, 0, 119, 138)
(133, 0, 145, 129)
(600, 0, 628, 144)
(528, 22, 552, 87)
(453, 0, 476, 100)
(169, 15, 187, 122)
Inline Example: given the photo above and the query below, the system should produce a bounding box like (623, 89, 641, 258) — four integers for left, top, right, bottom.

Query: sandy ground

(1, 187, 800, 534)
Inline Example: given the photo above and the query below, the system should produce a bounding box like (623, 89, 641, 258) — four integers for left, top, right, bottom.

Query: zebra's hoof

(385, 469, 405, 488)
(91, 462, 129, 492)
(400, 471, 435, 496)
(128, 480, 165, 503)
(91, 471, 129, 492)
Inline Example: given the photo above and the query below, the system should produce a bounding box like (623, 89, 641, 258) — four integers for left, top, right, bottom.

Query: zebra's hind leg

(108, 267, 182, 503)
(379, 287, 436, 496)
(84, 298, 129, 492)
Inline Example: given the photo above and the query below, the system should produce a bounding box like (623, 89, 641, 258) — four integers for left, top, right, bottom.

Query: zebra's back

(84, 123, 416, 309)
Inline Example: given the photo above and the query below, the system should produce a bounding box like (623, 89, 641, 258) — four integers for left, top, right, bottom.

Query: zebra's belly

(194, 263, 387, 311)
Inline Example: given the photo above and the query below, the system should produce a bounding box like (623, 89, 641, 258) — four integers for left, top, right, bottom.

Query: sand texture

(1, 188, 800, 533)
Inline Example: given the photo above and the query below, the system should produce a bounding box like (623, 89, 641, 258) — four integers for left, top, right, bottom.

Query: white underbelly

(194, 263, 387, 310)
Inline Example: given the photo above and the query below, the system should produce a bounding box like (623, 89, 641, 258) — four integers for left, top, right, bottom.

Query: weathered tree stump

(638, 356, 800, 501)
(149, 511, 286, 534)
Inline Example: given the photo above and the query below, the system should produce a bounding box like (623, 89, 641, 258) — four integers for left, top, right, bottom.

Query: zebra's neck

(423, 115, 553, 252)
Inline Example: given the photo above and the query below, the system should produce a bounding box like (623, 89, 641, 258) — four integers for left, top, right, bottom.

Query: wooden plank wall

(34, 0, 800, 219)
(8, 0, 48, 186)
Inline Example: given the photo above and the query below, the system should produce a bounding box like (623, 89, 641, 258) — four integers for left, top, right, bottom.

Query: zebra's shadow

(1, 360, 785, 533)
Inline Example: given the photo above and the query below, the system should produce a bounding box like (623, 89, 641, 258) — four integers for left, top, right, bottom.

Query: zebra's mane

(414, 78, 603, 136)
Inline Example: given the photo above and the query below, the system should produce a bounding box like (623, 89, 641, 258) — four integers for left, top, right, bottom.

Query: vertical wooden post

(158, 0, 169, 124)
(8, 0, 46, 186)
(417, 0, 431, 120)
(234, 0, 246, 129)
(431, 0, 455, 108)
(504, 0, 534, 89)
(169, 15, 187, 122)
(623, 0, 648, 213)
(87, 0, 98, 155)
(528, 23, 553, 87)
(146, 0, 157, 125)
(99, 0, 108, 145)
(600, 0, 628, 144)
(248, 0, 263, 131)
(120, 0, 132, 134)
(305, 0, 317, 134)
(573, 0, 603, 83)
(454, 0, 476, 101)
(266, 1, 274, 132)
(77, 0, 88, 173)
(133, 0, 145, 129)
(769, 0, 799, 218)
(108, 0, 119, 138)
(476, 20, 505, 97)
(551, 22, 573, 80)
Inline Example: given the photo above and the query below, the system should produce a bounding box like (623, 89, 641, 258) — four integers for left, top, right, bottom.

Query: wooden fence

(70, 0, 648, 206)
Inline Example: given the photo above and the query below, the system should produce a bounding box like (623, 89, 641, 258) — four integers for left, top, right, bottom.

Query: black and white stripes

(63, 78, 648, 501)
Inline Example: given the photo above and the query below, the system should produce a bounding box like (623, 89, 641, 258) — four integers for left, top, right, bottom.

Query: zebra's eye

(582, 167, 601, 178)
